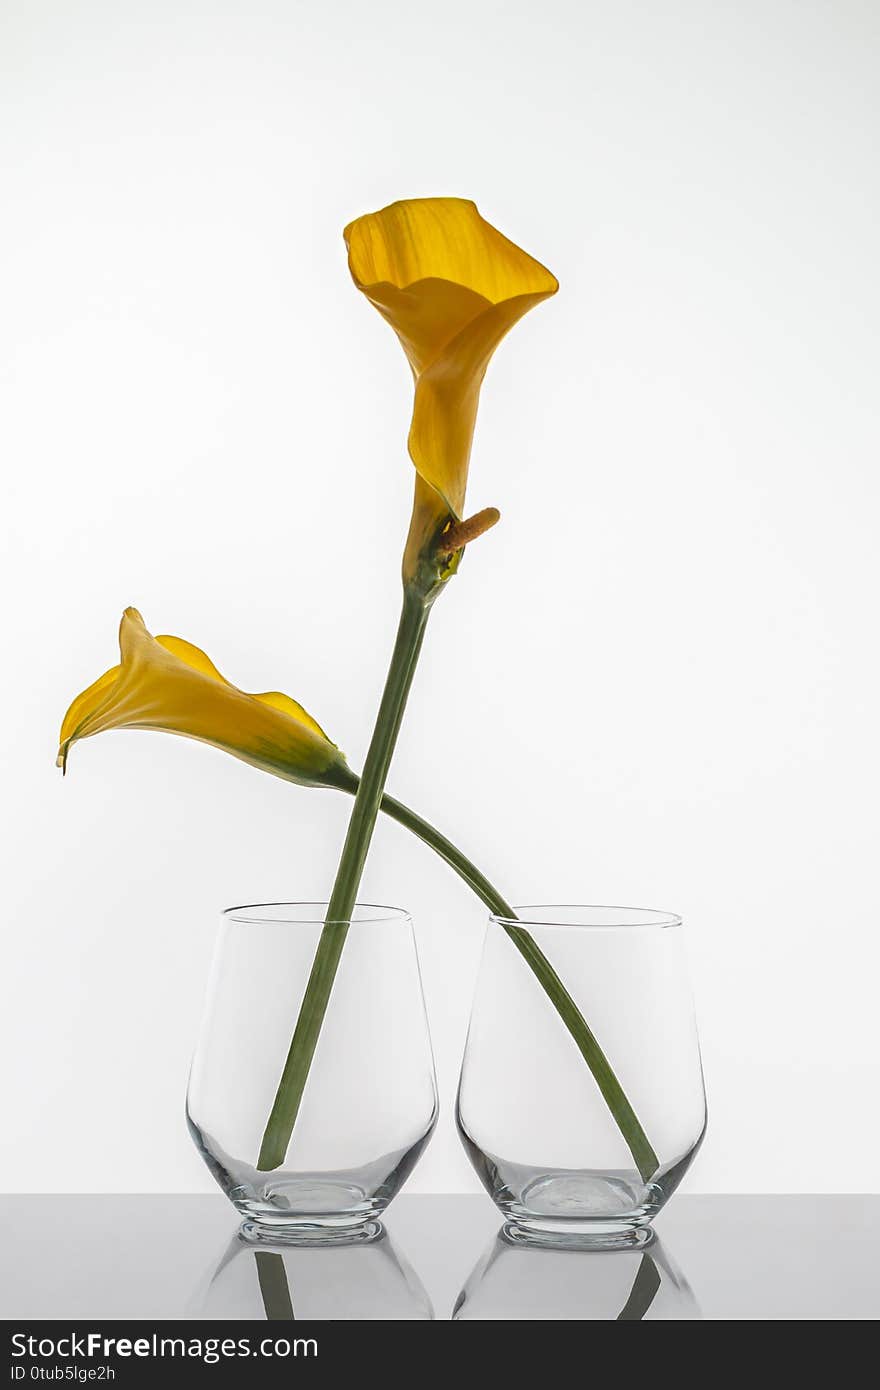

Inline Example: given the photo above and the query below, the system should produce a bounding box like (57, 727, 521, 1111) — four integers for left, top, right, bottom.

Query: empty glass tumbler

(187, 903, 438, 1243)
(457, 906, 706, 1248)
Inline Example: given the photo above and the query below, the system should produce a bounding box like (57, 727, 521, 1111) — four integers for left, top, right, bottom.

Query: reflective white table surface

(0, 1195, 876, 1321)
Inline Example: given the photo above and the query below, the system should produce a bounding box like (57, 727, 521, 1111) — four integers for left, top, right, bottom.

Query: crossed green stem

(257, 583, 658, 1182)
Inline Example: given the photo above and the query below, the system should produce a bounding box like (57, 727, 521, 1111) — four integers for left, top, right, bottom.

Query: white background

(2, 0, 878, 1197)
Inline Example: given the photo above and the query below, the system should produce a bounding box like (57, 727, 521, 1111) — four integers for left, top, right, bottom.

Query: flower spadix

(58, 608, 354, 790)
(344, 197, 558, 577)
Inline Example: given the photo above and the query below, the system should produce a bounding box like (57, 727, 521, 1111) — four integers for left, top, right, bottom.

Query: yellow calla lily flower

(344, 197, 558, 577)
(58, 608, 355, 791)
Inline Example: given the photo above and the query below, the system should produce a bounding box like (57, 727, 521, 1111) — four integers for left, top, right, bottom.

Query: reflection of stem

(255, 1251, 296, 1321)
(616, 1252, 661, 1320)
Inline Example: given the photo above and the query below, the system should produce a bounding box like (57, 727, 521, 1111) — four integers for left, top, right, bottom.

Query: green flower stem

(257, 586, 430, 1171)
(379, 794, 659, 1183)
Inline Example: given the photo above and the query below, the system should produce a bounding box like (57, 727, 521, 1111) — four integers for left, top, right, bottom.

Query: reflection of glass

(195, 1226, 434, 1320)
(457, 907, 706, 1248)
(187, 904, 438, 1243)
(453, 1230, 700, 1320)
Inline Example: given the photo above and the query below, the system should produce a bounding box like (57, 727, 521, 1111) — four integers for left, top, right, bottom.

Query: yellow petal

(345, 197, 557, 569)
(154, 634, 231, 684)
(402, 475, 454, 586)
(57, 663, 121, 768)
(409, 289, 555, 518)
(58, 609, 353, 790)
(345, 198, 555, 311)
(155, 634, 333, 742)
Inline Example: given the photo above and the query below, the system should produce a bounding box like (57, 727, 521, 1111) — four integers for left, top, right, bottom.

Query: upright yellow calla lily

(58, 608, 355, 791)
(344, 197, 558, 577)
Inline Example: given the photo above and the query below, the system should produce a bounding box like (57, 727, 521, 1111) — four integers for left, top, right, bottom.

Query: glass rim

(222, 900, 412, 926)
(490, 903, 682, 931)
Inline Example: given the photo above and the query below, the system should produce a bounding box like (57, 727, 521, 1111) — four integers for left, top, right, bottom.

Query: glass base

(483, 1168, 661, 1249)
(240, 1216, 384, 1247)
(234, 1177, 385, 1246)
(503, 1217, 655, 1251)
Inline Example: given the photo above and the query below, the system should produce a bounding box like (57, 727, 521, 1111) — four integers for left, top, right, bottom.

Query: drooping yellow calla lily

(58, 608, 355, 791)
(344, 197, 558, 577)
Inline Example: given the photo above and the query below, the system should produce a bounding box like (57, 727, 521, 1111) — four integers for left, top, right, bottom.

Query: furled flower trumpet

(344, 197, 558, 581)
(57, 607, 354, 791)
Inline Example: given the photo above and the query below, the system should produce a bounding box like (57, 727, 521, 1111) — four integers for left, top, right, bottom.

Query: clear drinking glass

(456, 906, 706, 1249)
(454, 1231, 699, 1320)
(187, 903, 438, 1243)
